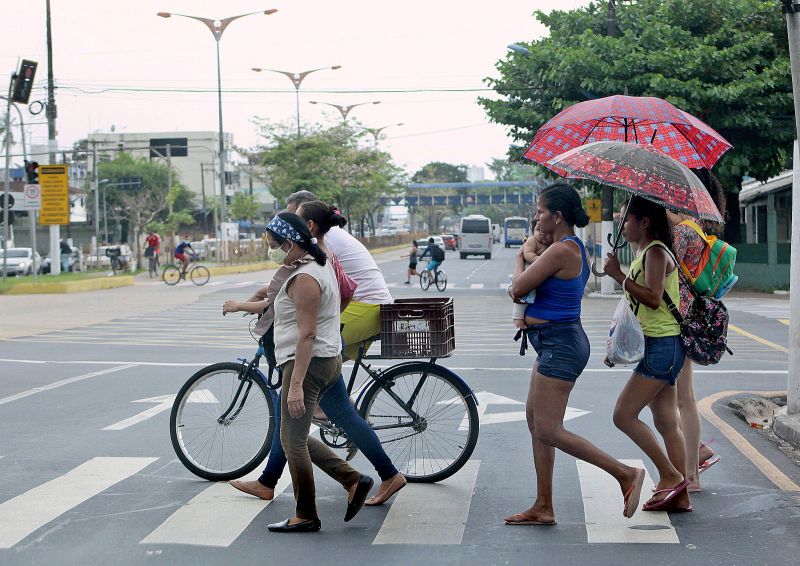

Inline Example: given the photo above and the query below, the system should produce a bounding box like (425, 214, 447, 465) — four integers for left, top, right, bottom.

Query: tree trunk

(724, 189, 742, 244)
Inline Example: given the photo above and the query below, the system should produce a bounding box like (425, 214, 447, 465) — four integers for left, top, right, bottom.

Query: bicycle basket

(380, 297, 455, 358)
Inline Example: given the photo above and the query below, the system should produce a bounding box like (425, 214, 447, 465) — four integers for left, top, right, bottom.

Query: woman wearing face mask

(226, 212, 373, 532)
(227, 203, 406, 509)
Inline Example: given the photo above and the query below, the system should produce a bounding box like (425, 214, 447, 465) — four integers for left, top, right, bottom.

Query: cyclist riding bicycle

(145, 231, 160, 259)
(419, 237, 445, 274)
(174, 236, 195, 274)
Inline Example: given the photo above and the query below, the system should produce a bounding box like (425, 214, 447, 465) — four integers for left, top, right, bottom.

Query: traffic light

(12, 60, 38, 104)
(25, 160, 39, 184)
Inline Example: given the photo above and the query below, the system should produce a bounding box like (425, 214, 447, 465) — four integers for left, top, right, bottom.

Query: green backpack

(678, 220, 737, 299)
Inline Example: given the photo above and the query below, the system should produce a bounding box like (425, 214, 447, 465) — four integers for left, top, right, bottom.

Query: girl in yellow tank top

(603, 197, 691, 513)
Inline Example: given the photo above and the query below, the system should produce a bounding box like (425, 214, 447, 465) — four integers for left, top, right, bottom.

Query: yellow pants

(340, 301, 381, 361)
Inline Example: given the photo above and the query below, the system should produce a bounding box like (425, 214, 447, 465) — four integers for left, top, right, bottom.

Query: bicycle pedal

(345, 442, 359, 461)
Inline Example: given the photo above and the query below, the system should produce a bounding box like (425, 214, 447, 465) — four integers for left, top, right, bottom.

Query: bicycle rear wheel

(162, 264, 181, 286)
(419, 270, 432, 291)
(190, 265, 210, 286)
(359, 363, 479, 483)
(435, 270, 447, 292)
(148, 257, 158, 278)
(170, 362, 275, 481)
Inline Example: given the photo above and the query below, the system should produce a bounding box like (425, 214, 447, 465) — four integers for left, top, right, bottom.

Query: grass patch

(0, 270, 120, 293)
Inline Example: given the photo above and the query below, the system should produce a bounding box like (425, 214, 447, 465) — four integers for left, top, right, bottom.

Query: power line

(54, 84, 538, 95)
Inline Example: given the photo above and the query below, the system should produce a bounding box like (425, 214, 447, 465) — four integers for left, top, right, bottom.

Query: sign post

(38, 165, 68, 276)
(23, 184, 40, 278)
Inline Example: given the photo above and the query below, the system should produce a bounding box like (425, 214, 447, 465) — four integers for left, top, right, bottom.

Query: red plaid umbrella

(547, 141, 724, 222)
(524, 95, 731, 175)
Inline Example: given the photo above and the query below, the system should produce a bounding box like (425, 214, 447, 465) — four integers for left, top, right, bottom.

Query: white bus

(503, 216, 529, 247)
(459, 214, 493, 259)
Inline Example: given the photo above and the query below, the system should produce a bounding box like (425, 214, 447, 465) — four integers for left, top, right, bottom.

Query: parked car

(440, 234, 457, 251)
(416, 236, 445, 258)
(42, 246, 84, 273)
(0, 247, 42, 276)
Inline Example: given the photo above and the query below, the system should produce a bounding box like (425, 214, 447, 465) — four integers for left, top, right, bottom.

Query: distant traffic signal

(25, 160, 39, 184)
(12, 60, 38, 104)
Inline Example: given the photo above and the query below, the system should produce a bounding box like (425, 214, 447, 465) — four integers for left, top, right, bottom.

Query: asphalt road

(0, 244, 797, 565)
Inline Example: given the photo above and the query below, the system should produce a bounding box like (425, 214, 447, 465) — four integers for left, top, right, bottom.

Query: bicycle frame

(215, 346, 277, 425)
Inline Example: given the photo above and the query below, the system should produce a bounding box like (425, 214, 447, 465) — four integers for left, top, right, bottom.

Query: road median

(4, 275, 135, 295)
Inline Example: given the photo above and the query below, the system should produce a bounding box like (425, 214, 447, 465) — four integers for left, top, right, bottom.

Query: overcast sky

(3, 1, 590, 176)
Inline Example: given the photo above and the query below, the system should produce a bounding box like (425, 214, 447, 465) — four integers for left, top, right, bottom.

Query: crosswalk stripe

(0, 457, 157, 549)
(373, 460, 480, 545)
(0, 365, 135, 406)
(576, 459, 678, 544)
(140, 472, 292, 547)
(469, 283, 484, 289)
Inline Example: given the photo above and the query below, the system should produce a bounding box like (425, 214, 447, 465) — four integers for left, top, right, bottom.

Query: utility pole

(2, 75, 12, 282)
(599, 0, 619, 294)
(781, 0, 800, 418)
(92, 140, 100, 269)
(45, 0, 61, 275)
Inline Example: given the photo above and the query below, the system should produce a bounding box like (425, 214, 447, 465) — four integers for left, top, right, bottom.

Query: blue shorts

(427, 260, 442, 272)
(635, 335, 685, 385)
(527, 320, 590, 382)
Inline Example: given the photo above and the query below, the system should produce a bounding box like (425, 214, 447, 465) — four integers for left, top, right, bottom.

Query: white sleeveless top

(274, 260, 342, 366)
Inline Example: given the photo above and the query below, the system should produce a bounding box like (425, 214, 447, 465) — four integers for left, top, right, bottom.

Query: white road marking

(140, 471, 292, 547)
(442, 391, 589, 430)
(103, 391, 219, 431)
(469, 283, 484, 289)
(576, 459, 678, 544)
(373, 460, 481, 545)
(0, 457, 157, 549)
(0, 365, 135, 406)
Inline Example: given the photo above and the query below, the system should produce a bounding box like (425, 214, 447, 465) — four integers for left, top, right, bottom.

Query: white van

(459, 215, 493, 259)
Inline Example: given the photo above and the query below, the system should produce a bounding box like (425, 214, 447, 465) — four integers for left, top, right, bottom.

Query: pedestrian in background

(59, 239, 71, 273)
(604, 197, 691, 513)
(403, 239, 418, 284)
(507, 183, 645, 526)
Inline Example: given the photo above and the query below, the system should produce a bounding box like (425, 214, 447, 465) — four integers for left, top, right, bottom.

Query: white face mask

(268, 242, 292, 264)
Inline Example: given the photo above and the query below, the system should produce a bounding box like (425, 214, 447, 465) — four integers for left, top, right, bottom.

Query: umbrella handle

(591, 257, 607, 277)
(608, 232, 628, 250)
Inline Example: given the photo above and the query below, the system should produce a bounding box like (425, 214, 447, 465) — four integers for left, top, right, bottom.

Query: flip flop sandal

(623, 468, 646, 519)
(504, 512, 557, 526)
(699, 455, 721, 475)
(642, 480, 690, 511)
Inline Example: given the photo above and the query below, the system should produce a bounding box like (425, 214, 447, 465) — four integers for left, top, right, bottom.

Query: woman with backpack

(604, 197, 691, 513)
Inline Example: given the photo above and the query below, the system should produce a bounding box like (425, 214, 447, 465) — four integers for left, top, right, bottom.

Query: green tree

(252, 122, 404, 235)
(479, 0, 794, 242)
(410, 162, 468, 183)
(98, 153, 194, 261)
(229, 193, 261, 222)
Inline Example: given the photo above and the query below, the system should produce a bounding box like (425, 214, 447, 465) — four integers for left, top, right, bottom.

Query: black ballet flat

(267, 518, 322, 533)
(344, 475, 375, 522)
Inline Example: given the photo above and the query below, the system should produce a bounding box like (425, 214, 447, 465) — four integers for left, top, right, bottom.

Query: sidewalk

(0, 248, 403, 340)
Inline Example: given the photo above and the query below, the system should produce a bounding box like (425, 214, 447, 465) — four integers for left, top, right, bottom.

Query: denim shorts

(635, 335, 685, 385)
(527, 320, 590, 382)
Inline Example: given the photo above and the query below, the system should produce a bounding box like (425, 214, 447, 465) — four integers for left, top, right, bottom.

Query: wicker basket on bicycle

(379, 297, 455, 358)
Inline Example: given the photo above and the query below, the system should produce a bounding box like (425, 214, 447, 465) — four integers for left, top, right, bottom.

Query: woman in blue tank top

(505, 183, 646, 526)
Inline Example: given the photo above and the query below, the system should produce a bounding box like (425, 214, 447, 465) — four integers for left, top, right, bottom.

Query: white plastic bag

(606, 297, 645, 366)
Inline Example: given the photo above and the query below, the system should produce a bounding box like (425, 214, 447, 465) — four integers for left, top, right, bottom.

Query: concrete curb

(205, 262, 278, 276)
(5, 275, 135, 295)
(368, 244, 408, 256)
(774, 413, 800, 450)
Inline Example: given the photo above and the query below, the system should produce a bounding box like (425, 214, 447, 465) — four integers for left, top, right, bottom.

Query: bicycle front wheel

(170, 362, 275, 481)
(435, 270, 447, 292)
(419, 270, 432, 291)
(149, 257, 158, 278)
(359, 363, 479, 483)
(162, 265, 181, 286)
(190, 265, 210, 286)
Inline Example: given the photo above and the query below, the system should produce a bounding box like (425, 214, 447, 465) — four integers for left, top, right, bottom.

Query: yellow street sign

(585, 198, 601, 223)
(39, 164, 69, 225)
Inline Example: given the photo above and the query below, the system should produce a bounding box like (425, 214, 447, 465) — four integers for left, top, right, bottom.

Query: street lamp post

(308, 100, 381, 124)
(157, 9, 278, 260)
(365, 122, 403, 149)
(252, 66, 341, 136)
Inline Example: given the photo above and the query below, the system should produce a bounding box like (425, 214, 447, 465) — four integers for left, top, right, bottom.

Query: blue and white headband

(267, 216, 317, 245)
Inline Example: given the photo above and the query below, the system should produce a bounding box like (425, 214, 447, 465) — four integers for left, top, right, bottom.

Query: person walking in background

(59, 239, 71, 273)
(507, 183, 645, 526)
(604, 197, 691, 513)
(403, 239, 418, 284)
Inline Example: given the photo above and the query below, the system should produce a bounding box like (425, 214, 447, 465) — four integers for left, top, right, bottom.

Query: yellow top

(625, 240, 681, 338)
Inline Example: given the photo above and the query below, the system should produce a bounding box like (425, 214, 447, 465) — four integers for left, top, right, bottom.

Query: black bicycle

(170, 334, 479, 483)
